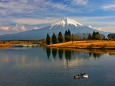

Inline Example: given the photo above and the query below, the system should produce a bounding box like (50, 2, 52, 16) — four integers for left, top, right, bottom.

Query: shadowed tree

(88, 33, 92, 40)
(64, 30, 71, 42)
(92, 31, 96, 40)
(67, 29, 71, 41)
(52, 33, 57, 44)
(64, 30, 68, 42)
(46, 33, 50, 45)
(58, 31, 63, 43)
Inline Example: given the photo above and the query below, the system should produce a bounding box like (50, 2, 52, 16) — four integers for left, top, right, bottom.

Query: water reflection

(0, 48, 115, 86)
(52, 49, 57, 59)
(89, 52, 102, 59)
(58, 49, 63, 60)
(46, 48, 103, 61)
(46, 48, 51, 59)
(65, 50, 72, 60)
(0, 48, 105, 68)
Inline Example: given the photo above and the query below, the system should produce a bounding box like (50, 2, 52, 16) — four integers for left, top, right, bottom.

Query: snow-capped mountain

(0, 17, 109, 40)
(50, 17, 83, 29)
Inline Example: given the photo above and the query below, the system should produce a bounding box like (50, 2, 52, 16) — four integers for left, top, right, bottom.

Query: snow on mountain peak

(50, 17, 83, 29)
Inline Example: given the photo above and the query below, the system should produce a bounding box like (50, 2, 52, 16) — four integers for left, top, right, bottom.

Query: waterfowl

(74, 73, 88, 79)
(74, 75, 80, 79)
(82, 74, 88, 78)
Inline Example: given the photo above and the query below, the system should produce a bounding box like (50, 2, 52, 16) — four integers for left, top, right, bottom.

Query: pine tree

(88, 33, 92, 40)
(64, 30, 72, 42)
(64, 30, 68, 42)
(46, 33, 50, 45)
(58, 32, 63, 43)
(92, 31, 96, 39)
(52, 33, 57, 44)
(67, 29, 71, 41)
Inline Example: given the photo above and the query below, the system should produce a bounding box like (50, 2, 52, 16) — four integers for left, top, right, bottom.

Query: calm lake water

(0, 47, 115, 86)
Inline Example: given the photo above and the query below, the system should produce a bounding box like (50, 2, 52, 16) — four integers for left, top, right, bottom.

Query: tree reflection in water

(65, 50, 72, 60)
(46, 48, 51, 59)
(52, 49, 57, 59)
(46, 48, 103, 60)
(58, 49, 63, 60)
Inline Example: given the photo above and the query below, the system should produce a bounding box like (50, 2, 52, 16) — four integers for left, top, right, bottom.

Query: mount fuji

(0, 17, 109, 40)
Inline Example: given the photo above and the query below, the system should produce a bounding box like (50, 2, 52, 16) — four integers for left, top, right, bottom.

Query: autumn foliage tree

(88, 31, 103, 40)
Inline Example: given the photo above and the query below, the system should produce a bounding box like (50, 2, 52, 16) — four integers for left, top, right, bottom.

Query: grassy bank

(0, 43, 10, 47)
(0, 40, 40, 48)
(46, 40, 115, 49)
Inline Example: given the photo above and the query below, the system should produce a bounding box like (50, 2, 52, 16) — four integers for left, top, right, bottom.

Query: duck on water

(74, 73, 88, 79)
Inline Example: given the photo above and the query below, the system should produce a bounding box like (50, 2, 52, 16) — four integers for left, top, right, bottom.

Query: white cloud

(71, 0, 88, 6)
(0, 26, 10, 31)
(70, 16, 115, 32)
(88, 25, 107, 32)
(102, 4, 115, 10)
(20, 25, 26, 32)
(33, 27, 39, 30)
(0, 0, 36, 15)
(12, 24, 27, 32)
(0, 0, 89, 17)
(12, 18, 57, 25)
(0, 24, 27, 32)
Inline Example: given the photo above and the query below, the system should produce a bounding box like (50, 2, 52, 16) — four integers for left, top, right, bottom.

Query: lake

(0, 47, 115, 86)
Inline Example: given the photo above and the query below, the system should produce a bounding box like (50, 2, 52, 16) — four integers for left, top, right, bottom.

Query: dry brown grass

(47, 40, 115, 49)
(0, 43, 10, 47)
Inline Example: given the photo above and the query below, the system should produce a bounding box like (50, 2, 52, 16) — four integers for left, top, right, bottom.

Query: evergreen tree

(92, 31, 96, 39)
(64, 30, 72, 42)
(67, 29, 71, 41)
(64, 30, 68, 42)
(46, 33, 50, 45)
(52, 33, 57, 44)
(58, 32, 63, 43)
(88, 33, 92, 40)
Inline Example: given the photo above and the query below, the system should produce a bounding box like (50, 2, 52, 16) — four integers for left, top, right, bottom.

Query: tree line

(46, 30, 71, 45)
(46, 30, 104, 45)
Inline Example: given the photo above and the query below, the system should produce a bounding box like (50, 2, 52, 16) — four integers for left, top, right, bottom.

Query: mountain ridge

(0, 17, 109, 40)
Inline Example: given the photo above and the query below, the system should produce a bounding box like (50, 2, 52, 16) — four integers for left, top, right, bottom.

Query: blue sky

(0, 0, 115, 34)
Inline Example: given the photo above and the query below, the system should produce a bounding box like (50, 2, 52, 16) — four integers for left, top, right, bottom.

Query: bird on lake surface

(74, 74, 80, 79)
